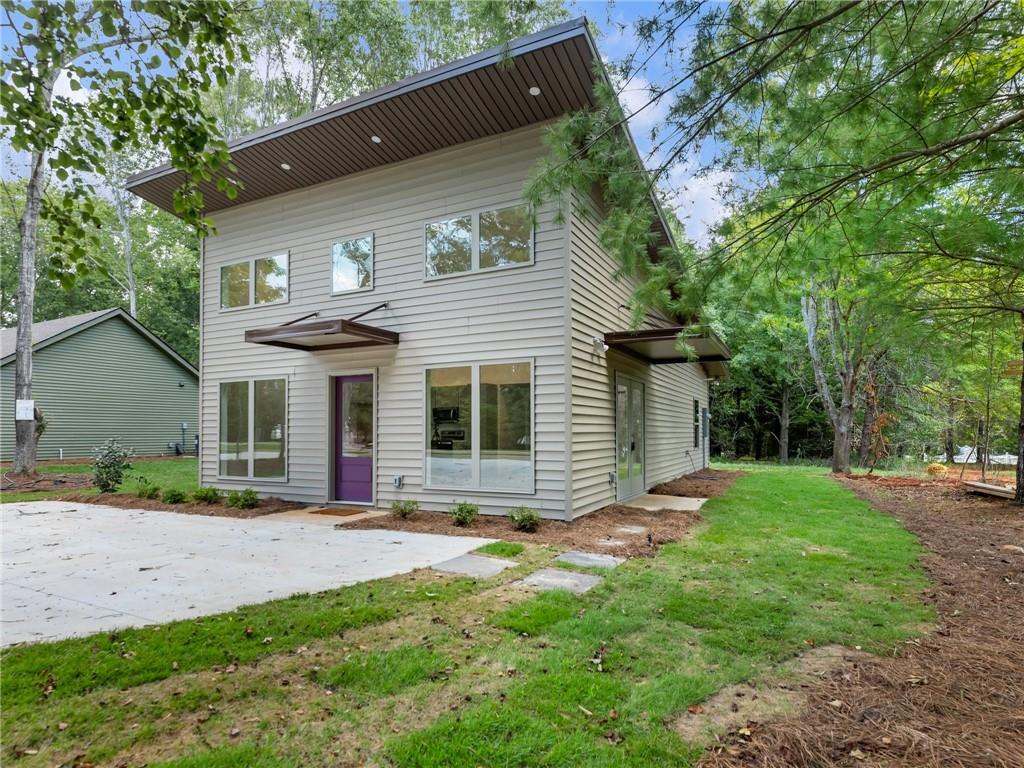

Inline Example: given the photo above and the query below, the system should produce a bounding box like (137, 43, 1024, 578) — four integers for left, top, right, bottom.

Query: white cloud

(665, 166, 734, 245)
(617, 76, 670, 136)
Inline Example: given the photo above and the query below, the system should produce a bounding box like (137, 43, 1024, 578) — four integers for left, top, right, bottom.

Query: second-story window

(332, 235, 374, 293)
(425, 204, 532, 278)
(220, 253, 289, 309)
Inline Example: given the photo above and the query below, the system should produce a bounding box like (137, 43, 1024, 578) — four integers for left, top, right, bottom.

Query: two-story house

(128, 18, 729, 520)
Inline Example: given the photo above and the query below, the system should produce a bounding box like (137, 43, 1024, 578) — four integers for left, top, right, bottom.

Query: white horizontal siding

(568, 189, 709, 517)
(200, 126, 569, 516)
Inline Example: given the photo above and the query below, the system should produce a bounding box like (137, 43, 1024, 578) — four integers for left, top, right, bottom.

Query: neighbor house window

(219, 378, 287, 479)
(332, 235, 373, 293)
(220, 253, 289, 309)
(425, 361, 533, 491)
(693, 400, 700, 448)
(425, 204, 532, 277)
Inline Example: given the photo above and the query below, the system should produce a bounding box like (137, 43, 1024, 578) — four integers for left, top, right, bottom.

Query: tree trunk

(116, 200, 137, 315)
(779, 383, 790, 464)
(943, 398, 956, 463)
(833, 418, 853, 473)
(1015, 326, 1023, 504)
(14, 150, 45, 474)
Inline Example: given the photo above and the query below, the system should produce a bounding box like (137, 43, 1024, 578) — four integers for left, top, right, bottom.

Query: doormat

(307, 507, 369, 517)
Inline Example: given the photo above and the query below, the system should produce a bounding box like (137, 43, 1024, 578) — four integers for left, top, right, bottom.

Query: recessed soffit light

(528, 86, 541, 96)
(280, 162, 291, 170)
(371, 135, 382, 144)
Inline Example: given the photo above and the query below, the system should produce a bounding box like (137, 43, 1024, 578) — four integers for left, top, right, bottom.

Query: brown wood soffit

(604, 327, 732, 366)
(244, 318, 398, 352)
(127, 20, 597, 215)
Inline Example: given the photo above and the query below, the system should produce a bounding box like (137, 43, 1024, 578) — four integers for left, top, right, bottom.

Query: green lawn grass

(2, 457, 198, 502)
(1, 469, 932, 768)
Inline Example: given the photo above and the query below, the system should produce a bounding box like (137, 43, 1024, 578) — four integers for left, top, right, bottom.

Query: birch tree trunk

(13, 149, 46, 474)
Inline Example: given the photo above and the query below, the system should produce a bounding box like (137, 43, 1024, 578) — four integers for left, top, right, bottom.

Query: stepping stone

(516, 567, 602, 595)
(554, 550, 625, 569)
(431, 553, 516, 578)
(616, 525, 647, 535)
(596, 538, 626, 547)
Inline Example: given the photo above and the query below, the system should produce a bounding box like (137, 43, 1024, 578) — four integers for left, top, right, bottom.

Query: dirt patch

(651, 469, 743, 498)
(674, 646, 874, 744)
(340, 470, 739, 557)
(843, 468, 1016, 491)
(700, 481, 1024, 768)
(57, 492, 303, 519)
(0, 471, 93, 493)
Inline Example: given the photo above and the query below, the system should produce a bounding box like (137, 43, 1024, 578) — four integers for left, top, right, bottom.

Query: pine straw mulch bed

(0, 471, 93, 493)
(340, 469, 742, 558)
(701, 479, 1024, 768)
(56, 492, 303, 519)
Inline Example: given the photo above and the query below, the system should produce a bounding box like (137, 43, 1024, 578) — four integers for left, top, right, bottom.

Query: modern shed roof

(604, 327, 731, 379)
(0, 308, 198, 375)
(126, 17, 673, 246)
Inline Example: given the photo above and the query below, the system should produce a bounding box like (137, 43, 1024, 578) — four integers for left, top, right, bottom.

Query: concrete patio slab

(431, 553, 517, 578)
(554, 551, 625, 569)
(516, 567, 603, 595)
(1, 501, 493, 646)
(622, 494, 706, 512)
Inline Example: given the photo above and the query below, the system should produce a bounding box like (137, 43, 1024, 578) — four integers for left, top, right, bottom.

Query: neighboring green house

(1, 308, 198, 461)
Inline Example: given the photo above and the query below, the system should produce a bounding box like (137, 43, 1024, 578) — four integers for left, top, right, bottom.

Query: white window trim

(422, 359, 536, 495)
(219, 251, 290, 312)
(423, 204, 535, 282)
(330, 233, 375, 295)
(217, 376, 289, 482)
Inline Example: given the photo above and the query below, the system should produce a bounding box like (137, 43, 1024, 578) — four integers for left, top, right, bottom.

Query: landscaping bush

(92, 439, 132, 492)
(161, 488, 188, 504)
(926, 462, 948, 478)
(391, 499, 419, 518)
(509, 505, 541, 532)
(226, 488, 259, 509)
(448, 501, 479, 527)
(193, 486, 224, 504)
(136, 477, 161, 500)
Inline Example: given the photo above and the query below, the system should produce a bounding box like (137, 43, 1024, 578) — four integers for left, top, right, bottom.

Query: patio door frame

(326, 368, 378, 506)
(615, 372, 646, 501)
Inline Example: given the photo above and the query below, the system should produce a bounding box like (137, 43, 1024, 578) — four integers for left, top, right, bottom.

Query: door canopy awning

(604, 327, 730, 379)
(245, 317, 398, 352)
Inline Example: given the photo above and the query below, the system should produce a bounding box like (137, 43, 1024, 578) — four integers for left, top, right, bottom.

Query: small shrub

(391, 499, 419, 519)
(161, 488, 188, 504)
(136, 477, 161, 500)
(509, 505, 541, 532)
(925, 462, 948, 478)
(92, 439, 132, 492)
(226, 488, 259, 509)
(193, 486, 224, 504)
(448, 501, 479, 527)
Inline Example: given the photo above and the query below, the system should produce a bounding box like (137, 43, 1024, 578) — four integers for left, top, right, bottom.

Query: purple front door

(335, 375, 374, 503)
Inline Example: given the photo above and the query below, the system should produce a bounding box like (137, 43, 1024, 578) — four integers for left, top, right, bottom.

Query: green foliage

(448, 501, 479, 527)
(135, 477, 161, 500)
(192, 487, 223, 504)
(147, 745, 295, 768)
(226, 488, 259, 510)
(160, 488, 188, 504)
(476, 541, 524, 558)
(390, 499, 419, 518)
(91, 439, 132, 492)
(508, 505, 541, 532)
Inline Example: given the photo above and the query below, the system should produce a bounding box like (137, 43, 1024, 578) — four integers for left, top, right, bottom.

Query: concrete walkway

(623, 493, 706, 512)
(1, 501, 492, 646)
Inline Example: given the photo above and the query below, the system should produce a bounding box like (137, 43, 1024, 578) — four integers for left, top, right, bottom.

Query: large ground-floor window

(425, 361, 532, 491)
(219, 378, 287, 479)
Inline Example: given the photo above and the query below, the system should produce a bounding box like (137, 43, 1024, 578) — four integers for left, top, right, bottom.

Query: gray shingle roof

(0, 308, 117, 359)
